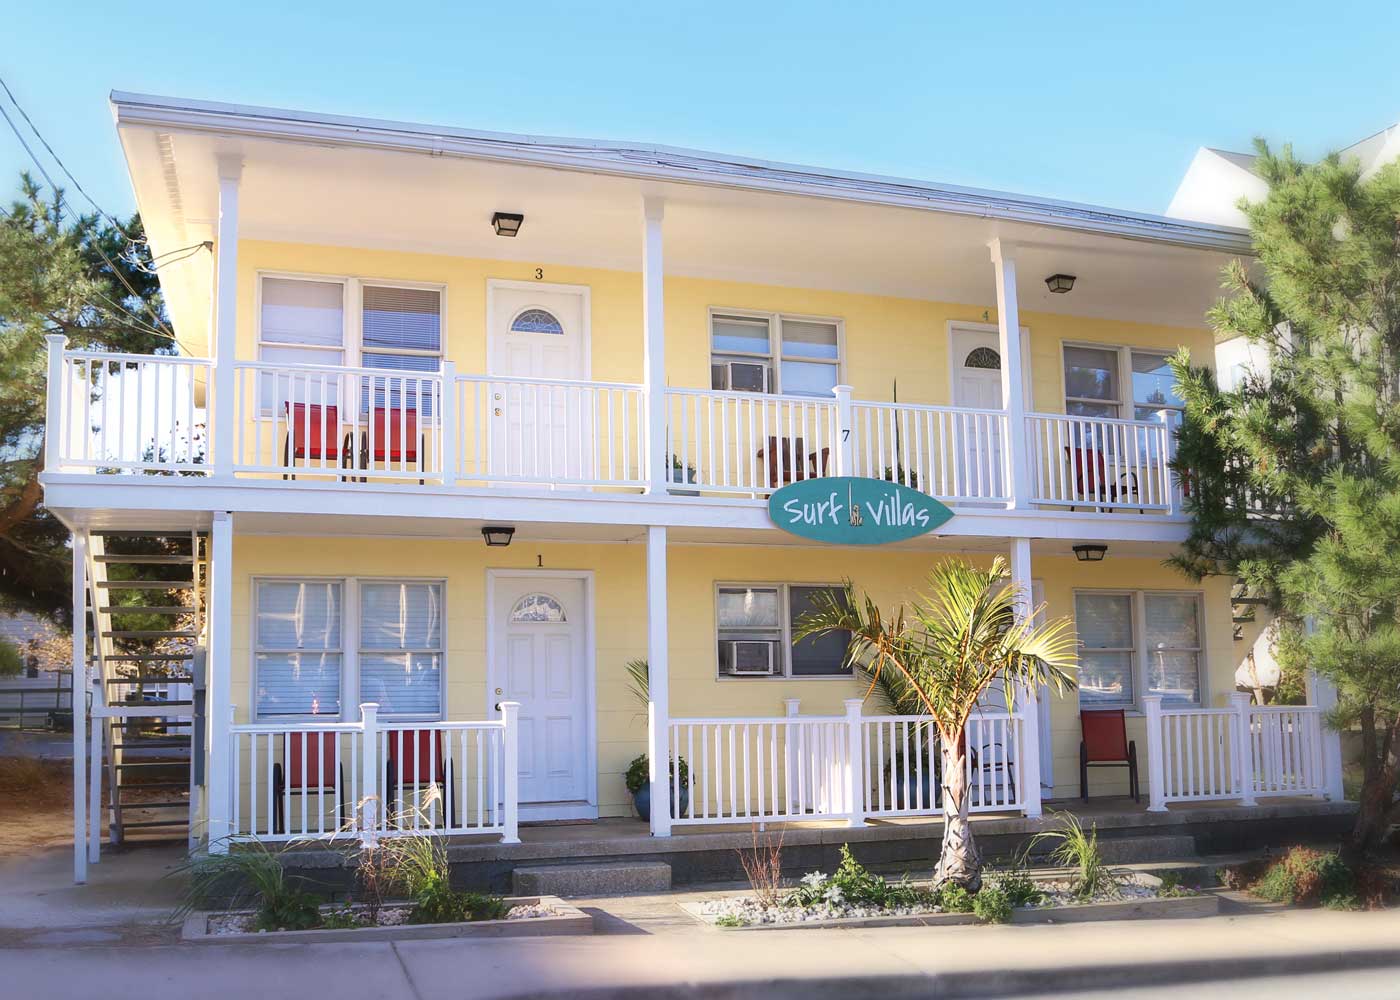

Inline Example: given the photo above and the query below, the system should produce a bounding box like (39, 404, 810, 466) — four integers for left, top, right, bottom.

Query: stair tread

(96, 581, 195, 590)
(94, 554, 194, 564)
(120, 819, 190, 829)
(116, 781, 188, 791)
(107, 674, 194, 683)
(113, 761, 187, 770)
(102, 630, 198, 638)
(100, 606, 196, 615)
(116, 800, 189, 809)
(104, 654, 194, 662)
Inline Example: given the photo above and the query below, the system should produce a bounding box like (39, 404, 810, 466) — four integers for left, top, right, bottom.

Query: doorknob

(495, 687, 503, 696)
(493, 392, 502, 401)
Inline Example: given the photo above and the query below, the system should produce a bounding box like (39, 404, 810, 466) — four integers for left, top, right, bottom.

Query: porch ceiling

(115, 94, 1242, 357)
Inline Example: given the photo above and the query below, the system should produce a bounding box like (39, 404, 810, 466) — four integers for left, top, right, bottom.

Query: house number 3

(534, 268, 544, 280)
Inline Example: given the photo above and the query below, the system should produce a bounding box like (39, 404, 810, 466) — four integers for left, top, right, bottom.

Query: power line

(0, 99, 58, 195)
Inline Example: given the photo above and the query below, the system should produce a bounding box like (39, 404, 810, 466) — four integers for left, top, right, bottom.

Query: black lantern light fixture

(481, 525, 516, 547)
(1045, 273, 1076, 294)
(1072, 543, 1107, 562)
(491, 212, 524, 237)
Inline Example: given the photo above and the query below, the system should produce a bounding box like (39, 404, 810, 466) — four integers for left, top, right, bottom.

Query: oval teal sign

(768, 477, 953, 545)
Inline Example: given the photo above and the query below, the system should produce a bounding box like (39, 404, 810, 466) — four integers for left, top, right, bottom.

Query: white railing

(667, 703, 1027, 827)
(455, 374, 647, 488)
(232, 361, 444, 482)
(228, 702, 519, 843)
(1144, 694, 1329, 808)
(849, 402, 1011, 505)
(1249, 705, 1326, 798)
(862, 711, 1025, 817)
(1026, 411, 1175, 512)
(52, 350, 210, 474)
(664, 388, 839, 497)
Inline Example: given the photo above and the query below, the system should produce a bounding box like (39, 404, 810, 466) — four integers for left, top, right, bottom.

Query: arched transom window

(510, 593, 566, 623)
(963, 346, 1002, 370)
(509, 309, 564, 335)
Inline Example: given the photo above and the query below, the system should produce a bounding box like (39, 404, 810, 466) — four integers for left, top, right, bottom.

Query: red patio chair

(1063, 446, 1141, 512)
(358, 407, 426, 483)
(1080, 709, 1139, 803)
(384, 728, 455, 828)
(272, 730, 348, 834)
(282, 402, 354, 480)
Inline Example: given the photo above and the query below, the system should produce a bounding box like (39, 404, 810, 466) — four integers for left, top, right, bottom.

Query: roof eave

(110, 91, 1254, 256)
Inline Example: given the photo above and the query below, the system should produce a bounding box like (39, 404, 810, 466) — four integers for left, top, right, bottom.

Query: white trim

(485, 278, 592, 381)
(484, 568, 598, 819)
(110, 91, 1253, 255)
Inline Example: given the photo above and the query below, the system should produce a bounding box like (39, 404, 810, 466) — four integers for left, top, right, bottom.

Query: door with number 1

(490, 574, 593, 816)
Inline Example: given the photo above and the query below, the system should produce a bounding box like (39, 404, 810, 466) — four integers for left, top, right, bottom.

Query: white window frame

(1074, 588, 1206, 710)
(709, 308, 845, 398)
(714, 581, 851, 680)
(251, 575, 448, 723)
(1061, 341, 1184, 425)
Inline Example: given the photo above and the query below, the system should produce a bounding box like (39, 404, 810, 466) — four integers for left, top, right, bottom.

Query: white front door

(950, 327, 1006, 499)
(491, 575, 592, 813)
(486, 282, 590, 483)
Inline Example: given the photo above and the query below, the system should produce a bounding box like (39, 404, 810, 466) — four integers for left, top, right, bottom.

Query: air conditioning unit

(720, 640, 777, 676)
(711, 360, 769, 394)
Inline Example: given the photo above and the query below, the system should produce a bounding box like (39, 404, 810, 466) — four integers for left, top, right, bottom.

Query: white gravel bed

(207, 901, 559, 935)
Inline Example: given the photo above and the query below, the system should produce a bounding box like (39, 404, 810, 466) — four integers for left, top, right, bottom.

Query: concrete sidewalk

(4, 903, 1400, 999)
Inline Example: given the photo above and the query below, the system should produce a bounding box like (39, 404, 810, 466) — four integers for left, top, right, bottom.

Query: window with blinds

(359, 581, 444, 718)
(360, 285, 442, 415)
(1074, 590, 1203, 709)
(254, 580, 344, 718)
(257, 278, 347, 411)
(709, 311, 841, 397)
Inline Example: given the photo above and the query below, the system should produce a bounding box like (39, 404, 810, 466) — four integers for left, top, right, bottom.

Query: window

(716, 583, 851, 678)
(254, 580, 343, 718)
(1063, 344, 1184, 425)
(509, 593, 566, 622)
(710, 311, 841, 397)
(253, 577, 445, 721)
(1074, 591, 1203, 708)
(257, 275, 444, 412)
(359, 581, 444, 718)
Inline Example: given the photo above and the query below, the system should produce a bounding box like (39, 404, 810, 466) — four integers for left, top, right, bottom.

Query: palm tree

(795, 556, 1077, 891)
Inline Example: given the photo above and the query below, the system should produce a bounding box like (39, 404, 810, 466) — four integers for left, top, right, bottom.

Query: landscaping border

(180, 895, 592, 943)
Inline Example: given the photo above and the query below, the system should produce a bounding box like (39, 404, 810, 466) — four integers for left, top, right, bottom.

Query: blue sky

(8, 2, 1400, 219)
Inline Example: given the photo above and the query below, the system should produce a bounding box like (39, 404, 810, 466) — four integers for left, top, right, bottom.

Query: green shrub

(254, 887, 322, 931)
(1024, 812, 1117, 902)
(408, 873, 471, 924)
(938, 883, 975, 913)
(0, 638, 23, 677)
(1155, 872, 1196, 899)
(714, 913, 746, 927)
(785, 846, 936, 910)
(985, 866, 1046, 907)
(319, 904, 364, 929)
(1252, 847, 1357, 908)
(463, 891, 510, 922)
(174, 838, 326, 931)
(624, 753, 689, 795)
(972, 886, 1013, 924)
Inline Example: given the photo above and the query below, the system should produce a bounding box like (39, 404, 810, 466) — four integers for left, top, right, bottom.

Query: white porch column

(45, 335, 67, 473)
(642, 197, 668, 495)
(1307, 671, 1347, 801)
(646, 525, 671, 835)
(71, 531, 88, 884)
(990, 240, 1032, 509)
(1143, 696, 1168, 811)
(1009, 537, 1043, 817)
(211, 157, 242, 480)
(205, 511, 234, 850)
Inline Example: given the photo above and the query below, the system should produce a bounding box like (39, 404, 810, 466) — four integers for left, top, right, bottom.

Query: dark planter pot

(632, 782, 690, 822)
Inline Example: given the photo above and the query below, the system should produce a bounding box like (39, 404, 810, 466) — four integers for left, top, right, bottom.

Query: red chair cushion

(386, 728, 445, 784)
(1080, 709, 1130, 762)
(368, 407, 418, 462)
(285, 730, 337, 790)
(285, 402, 342, 460)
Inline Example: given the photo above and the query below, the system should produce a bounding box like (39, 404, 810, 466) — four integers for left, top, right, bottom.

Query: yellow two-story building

(46, 92, 1347, 882)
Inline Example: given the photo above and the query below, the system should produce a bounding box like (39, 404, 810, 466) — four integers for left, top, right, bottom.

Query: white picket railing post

(211, 157, 241, 480)
(1230, 693, 1258, 806)
(359, 703, 380, 844)
(843, 699, 865, 827)
(439, 361, 458, 486)
(1307, 672, 1346, 801)
(833, 385, 854, 476)
(500, 701, 521, 843)
(1143, 696, 1168, 812)
(45, 335, 68, 472)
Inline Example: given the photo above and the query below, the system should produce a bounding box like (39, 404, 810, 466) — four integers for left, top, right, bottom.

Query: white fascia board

(41, 474, 1191, 545)
(109, 91, 1252, 256)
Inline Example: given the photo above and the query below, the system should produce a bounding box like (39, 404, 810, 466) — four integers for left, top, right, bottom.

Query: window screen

(359, 581, 444, 718)
(254, 580, 343, 717)
(1143, 594, 1201, 704)
(1075, 592, 1135, 706)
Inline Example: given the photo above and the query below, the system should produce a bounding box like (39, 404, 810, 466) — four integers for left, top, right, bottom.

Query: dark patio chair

(282, 401, 354, 480)
(1080, 709, 1139, 803)
(272, 730, 349, 835)
(756, 436, 831, 489)
(384, 728, 456, 828)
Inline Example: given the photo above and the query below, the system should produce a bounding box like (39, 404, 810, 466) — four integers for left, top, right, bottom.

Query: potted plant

(669, 454, 699, 496)
(882, 465, 920, 491)
(625, 753, 690, 821)
(623, 658, 690, 820)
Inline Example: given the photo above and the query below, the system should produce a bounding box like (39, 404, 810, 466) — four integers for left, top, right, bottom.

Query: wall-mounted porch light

(491, 212, 524, 237)
(1073, 543, 1107, 562)
(482, 525, 516, 547)
(1045, 273, 1076, 294)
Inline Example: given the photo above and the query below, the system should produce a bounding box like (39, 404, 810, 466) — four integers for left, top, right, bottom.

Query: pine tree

(0, 172, 168, 621)
(1169, 141, 1400, 855)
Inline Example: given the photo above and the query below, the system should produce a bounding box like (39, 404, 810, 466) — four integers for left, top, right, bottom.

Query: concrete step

(1095, 834, 1197, 864)
(513, 861, 672, 898)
